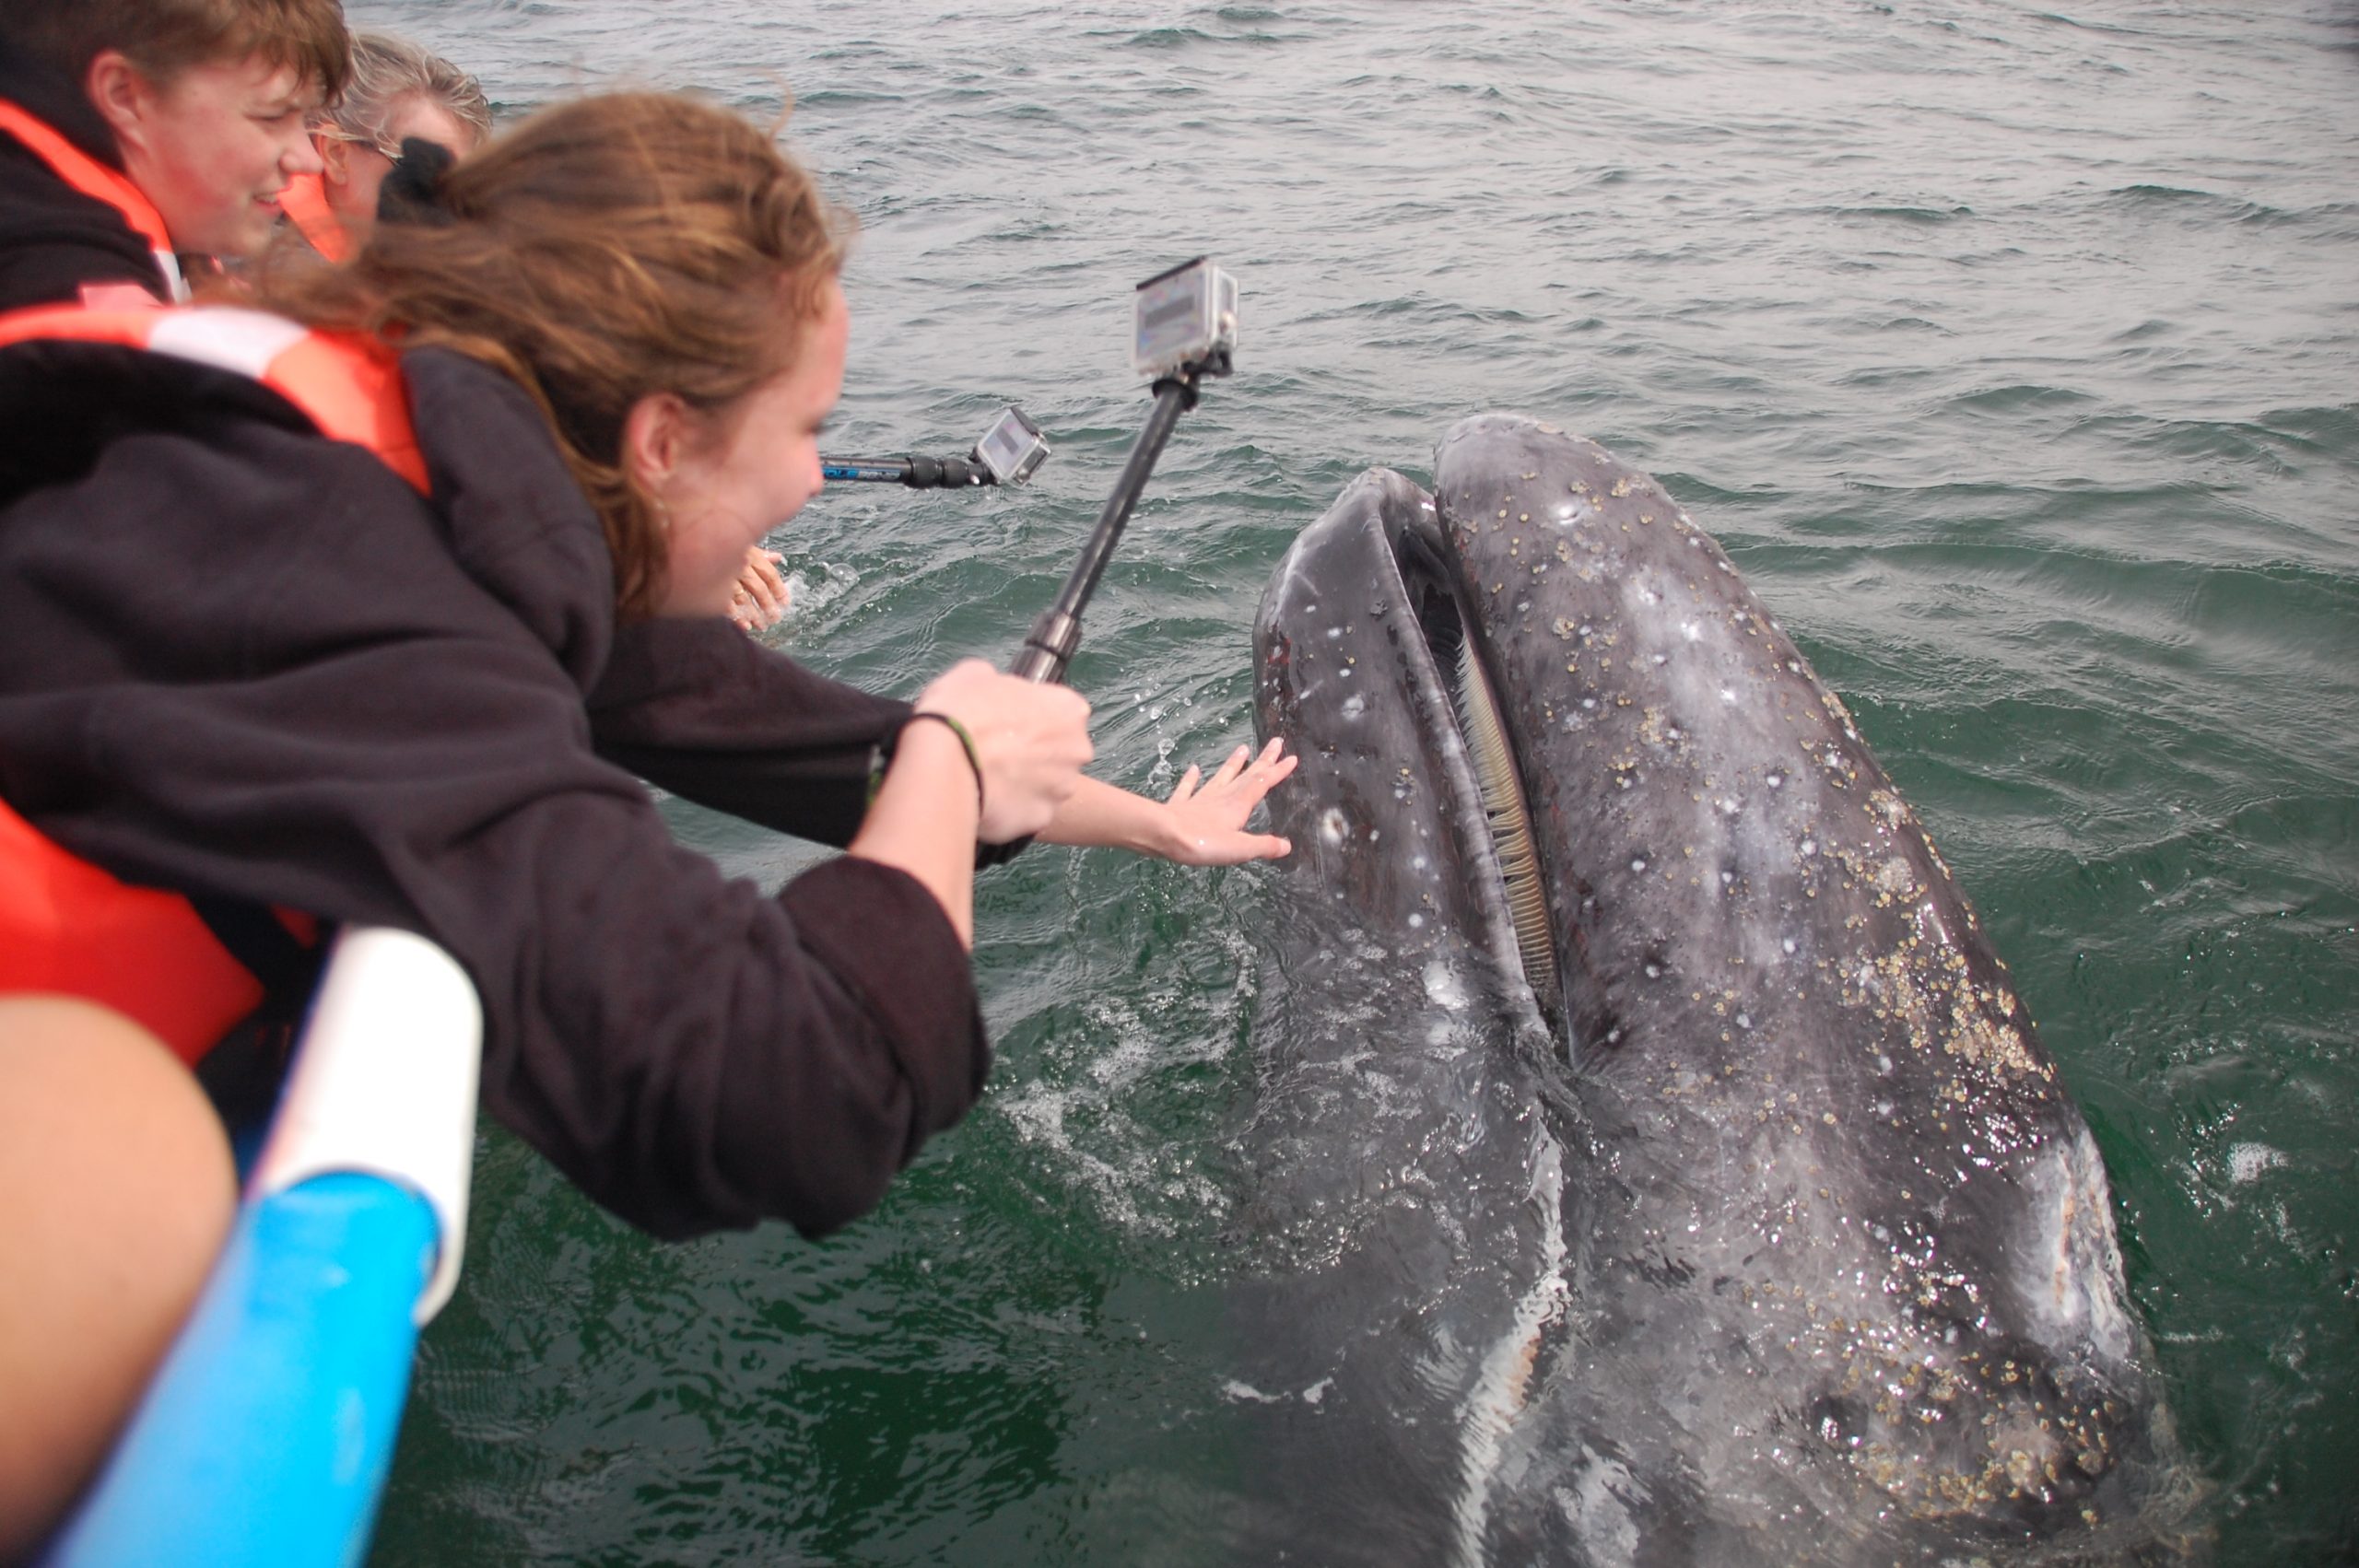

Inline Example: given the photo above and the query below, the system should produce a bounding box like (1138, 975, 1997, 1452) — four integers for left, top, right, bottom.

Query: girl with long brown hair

(0, 90, 1291, 1551)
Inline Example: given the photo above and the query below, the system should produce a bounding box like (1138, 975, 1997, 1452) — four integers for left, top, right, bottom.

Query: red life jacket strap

(0, 98, 188, 302)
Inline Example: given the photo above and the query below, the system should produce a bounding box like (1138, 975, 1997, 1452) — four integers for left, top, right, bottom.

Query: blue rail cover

(43, 1172, 438, 1568)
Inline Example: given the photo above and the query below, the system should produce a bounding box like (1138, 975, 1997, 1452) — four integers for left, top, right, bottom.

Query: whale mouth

(1389, 513, 1563, 1037)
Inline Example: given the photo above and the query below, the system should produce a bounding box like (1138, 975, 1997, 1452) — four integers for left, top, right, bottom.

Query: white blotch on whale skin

(1326, 626, 1344, 640)
(1340, 693, 1367, 720)
(1555, 1448, 1642, 1568)
(1422, 959, 1470, 1011)
(1682, 621, 1703, 642)
(1318, 807, 1349, 847)
(2228, 1142, 2285, 1185)
(1781, 937, 1798, 954)
(2014, 1132, 2136, 1362)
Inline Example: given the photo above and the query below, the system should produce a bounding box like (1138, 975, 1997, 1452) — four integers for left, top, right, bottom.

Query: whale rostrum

(1233, 418, 2201, 1565)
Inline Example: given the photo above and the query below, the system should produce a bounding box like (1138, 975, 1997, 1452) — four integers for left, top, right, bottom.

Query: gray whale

(1230, 419, 2196, 1564)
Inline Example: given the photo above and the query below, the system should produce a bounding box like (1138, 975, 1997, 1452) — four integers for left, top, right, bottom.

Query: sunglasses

(321, 125, 406, 162)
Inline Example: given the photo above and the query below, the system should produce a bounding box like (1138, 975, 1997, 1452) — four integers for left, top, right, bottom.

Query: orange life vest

(0, 303, 429, 1062)
(277, 170, 354, 264)
(0, 98, 190, 304)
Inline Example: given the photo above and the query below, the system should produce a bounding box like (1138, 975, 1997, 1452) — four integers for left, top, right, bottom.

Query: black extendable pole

(821, 454, 992, 488)
(1010, 371, 1199, 684)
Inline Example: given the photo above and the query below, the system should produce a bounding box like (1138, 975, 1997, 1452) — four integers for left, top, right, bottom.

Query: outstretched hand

(729, 547, 789, 632)
(1160, 738, 1297, 864)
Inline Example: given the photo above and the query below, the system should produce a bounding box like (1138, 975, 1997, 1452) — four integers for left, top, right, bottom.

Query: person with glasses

(277, 31, 489, 263)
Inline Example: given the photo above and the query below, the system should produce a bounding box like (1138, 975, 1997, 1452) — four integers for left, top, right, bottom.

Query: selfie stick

(823, 454, 997, 488)
(823, 405, 1050, 490)
(1012, 258, 1238, 685)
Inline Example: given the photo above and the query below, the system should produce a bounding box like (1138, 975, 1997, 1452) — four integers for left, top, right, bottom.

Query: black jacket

(0, 338, 990, 1240)
(0, 34, 170, 311)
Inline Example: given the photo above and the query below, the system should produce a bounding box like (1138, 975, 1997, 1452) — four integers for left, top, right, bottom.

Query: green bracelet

(868, 710, 985, 815)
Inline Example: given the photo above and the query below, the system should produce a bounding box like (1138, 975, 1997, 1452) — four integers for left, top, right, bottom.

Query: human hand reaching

(728, 547, 789, 632)
(1158, 738, 1296, 863)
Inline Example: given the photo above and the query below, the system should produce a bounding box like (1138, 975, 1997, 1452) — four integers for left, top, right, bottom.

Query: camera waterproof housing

(1132, 257, 1238, 381)
(973, 404, 1051, 487)
(821, 404, 1050, 489)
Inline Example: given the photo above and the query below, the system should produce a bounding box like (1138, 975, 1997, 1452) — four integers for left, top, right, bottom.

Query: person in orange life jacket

(278, 30, 488, 264)
(0, 0, 346, 313)
(0, 91, 1295, 1555)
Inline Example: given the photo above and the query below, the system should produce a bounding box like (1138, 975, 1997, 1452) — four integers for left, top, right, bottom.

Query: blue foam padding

(41, 1172, 438, 1568)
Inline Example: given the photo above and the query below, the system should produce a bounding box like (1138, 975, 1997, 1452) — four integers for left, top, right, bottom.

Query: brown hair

(253, 92, 852, 618)
(5, 0, 350, 100)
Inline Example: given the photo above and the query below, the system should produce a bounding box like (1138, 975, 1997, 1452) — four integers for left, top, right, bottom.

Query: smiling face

(640, 281, 850, 618)
(98, 52, 324, 261)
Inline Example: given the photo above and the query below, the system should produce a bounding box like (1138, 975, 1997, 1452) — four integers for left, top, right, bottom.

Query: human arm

(1033, 738, 1296, 864)
(848, 660, 1095, 943)
(0, 359, 1009, 1244)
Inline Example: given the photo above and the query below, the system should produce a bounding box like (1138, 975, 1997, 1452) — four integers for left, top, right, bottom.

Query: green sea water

(349, 1, 2358, 1561)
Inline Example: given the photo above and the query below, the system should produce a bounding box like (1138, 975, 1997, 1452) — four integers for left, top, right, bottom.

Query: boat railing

(41, 925, 481, 1568)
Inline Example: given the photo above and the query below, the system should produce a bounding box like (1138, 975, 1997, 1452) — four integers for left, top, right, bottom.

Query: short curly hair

(4, 0, 350, 99)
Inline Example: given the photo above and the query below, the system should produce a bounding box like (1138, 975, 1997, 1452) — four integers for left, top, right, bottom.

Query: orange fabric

(0, 303, 438, 1060)
(277, 170, 352, 263)
(0, 304, 429, 494)
(0, 97, 182, 303)
(0, 797, 262, 1066)
(265, 330, 428, 490)
(0, 301, 170, 349)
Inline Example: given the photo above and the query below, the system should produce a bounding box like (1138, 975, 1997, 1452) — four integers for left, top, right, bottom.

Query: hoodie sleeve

(586, 615, 906, 850)
(0, 348, 993, 1239)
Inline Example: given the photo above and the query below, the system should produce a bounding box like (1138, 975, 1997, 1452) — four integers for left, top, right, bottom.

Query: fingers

(1194, 739, 1296, 804)
(1170, 828, 1294, 866)
(914, 660, 1095, 843)
(729, 547, 789, 632)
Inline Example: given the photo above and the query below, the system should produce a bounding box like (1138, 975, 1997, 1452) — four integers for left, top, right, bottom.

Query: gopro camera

(1132, 256, 1238, 381)
(973, 404, 1050, 487)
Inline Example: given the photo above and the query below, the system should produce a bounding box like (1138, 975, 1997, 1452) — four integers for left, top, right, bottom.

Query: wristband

(867, 710, 985, 816)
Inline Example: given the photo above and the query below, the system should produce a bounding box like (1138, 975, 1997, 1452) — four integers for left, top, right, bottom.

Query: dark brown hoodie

(0, 337, 992, 1240)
